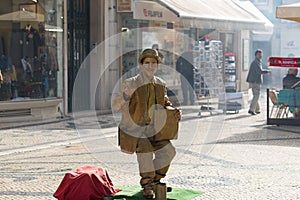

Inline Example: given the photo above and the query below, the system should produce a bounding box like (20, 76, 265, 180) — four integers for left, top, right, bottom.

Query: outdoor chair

(293, 88, 300, 118)
(269, 89, 288, 118)
(277, 89, 294, 118)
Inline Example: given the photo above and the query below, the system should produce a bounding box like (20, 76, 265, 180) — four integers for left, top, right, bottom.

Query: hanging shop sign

(268, 57, 300, 68)
(133, 1, 179, 23)
(117, 0, 132, 12)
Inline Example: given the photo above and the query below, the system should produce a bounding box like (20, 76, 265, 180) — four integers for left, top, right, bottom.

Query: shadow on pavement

(213, 126, 300, 147)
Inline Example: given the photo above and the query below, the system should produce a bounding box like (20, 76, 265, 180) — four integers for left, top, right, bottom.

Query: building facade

(0, 0, 275, 122)
(115, 0, 273, 104)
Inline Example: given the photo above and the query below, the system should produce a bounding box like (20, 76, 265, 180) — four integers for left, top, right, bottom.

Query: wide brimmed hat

(138, 49, 162, 64)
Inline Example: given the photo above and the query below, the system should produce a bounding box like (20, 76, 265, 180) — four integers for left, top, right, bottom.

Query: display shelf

(193, 40, 224, 116)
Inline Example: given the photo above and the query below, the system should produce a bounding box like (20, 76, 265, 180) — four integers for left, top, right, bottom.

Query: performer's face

(140, 57, 158, 80)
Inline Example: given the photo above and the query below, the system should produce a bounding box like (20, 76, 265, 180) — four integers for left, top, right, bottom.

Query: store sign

(117, 0, 132, 12)
(143, 9, 163, 18)
(268, 57, 300, 68)
(134, 1, 179, 23)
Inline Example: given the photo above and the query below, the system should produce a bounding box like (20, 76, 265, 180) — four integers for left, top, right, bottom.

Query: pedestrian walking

(246, 49, 271, 115)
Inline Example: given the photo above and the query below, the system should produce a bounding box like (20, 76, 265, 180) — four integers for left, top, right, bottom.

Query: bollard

(155, 182, 167, 200)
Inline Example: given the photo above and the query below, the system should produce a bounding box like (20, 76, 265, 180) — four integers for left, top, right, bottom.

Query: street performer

(112, 49, 181, 198)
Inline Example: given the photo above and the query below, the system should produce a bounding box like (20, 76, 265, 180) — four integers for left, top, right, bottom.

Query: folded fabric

(53, 165, 121, 200)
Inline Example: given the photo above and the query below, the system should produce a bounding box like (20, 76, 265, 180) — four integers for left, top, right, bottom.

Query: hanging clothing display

(20, 24, 41, 58)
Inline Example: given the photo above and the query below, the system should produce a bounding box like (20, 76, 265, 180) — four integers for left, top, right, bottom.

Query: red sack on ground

(53, 166, 121, 200)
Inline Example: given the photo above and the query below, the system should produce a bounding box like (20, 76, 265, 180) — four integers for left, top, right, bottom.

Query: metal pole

(63, 0, 68, 116)
(267, 88, 270, 125)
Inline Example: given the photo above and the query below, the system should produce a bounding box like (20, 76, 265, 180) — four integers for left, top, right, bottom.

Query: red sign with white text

(268, 57, 300, 68)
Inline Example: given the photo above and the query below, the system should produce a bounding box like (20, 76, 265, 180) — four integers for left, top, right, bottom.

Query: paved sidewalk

(1, 95, 300, 199)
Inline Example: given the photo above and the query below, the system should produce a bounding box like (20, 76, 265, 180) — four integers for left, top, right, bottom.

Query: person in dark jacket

(176, 44, 195, 105)
(246, 49, 271, 115)
(283, 68, 300, 89)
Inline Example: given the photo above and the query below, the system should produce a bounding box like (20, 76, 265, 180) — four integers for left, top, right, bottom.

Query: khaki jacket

(112, 74, 173, 154)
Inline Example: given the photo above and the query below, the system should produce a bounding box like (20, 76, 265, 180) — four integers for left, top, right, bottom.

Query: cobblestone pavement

(1, 96, 300, 200)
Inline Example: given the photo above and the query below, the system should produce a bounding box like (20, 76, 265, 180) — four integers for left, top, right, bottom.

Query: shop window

(220, 33, 234, 54)
(0, 0, 63, 101)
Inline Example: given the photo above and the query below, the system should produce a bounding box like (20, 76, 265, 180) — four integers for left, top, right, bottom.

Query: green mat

(114, 185, 203, 200)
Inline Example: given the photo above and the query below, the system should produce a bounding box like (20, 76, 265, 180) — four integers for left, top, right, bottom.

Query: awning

(276, 3, 300, 22)
(155, 0, 269, 31)
(234, 0, 273, 41)
(134, 1, 180, 23)
(0, 10, 44, 22)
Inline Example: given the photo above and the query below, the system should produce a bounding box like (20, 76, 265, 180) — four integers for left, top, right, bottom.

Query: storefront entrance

(67, 0, 90, 112)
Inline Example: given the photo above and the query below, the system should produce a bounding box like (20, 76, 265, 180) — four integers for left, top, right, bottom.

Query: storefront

(117, 0, 273, 99)
(0, 0, 64, 120)
(118, 0, 180, 75)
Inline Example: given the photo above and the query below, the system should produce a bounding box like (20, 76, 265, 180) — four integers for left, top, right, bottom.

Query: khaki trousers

(136, 138, 176, 188)
(249, 82, 261, 112)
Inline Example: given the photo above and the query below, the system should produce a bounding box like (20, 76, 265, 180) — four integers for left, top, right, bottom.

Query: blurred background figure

(283, 68, 300, 89)
(176, 44, 195, 105)
(152, 44, 164, 62)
